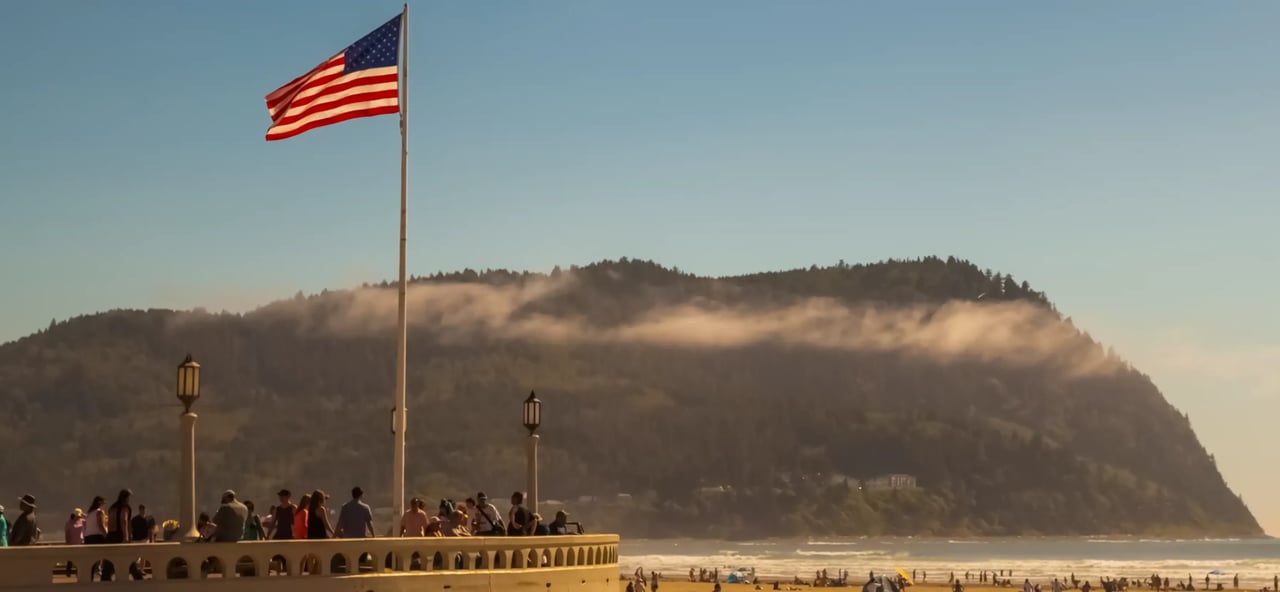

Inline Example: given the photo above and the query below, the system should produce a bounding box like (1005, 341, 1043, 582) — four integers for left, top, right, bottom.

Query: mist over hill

(0, 257, 1260, 538)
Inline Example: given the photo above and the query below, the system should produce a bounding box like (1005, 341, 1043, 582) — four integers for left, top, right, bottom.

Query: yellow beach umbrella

(896, 569, 914, 586)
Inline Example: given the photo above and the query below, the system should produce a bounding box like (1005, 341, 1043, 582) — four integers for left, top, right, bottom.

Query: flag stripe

(266, 55, 344, 108)
(272, 87, 399, 129)
(266, 54, 342, 101)
(268, 70, 344, 119)
(265, 98, 399, 141)
(274, 68, 397, 118)
(267, 61, 346, 117)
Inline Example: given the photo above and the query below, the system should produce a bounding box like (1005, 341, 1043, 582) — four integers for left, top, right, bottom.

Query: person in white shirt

(469, 493, 502, 535)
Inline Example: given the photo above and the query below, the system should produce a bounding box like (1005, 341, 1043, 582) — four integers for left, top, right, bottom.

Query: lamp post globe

(523, 391, 541, 434)
(176, 354, 200, 413)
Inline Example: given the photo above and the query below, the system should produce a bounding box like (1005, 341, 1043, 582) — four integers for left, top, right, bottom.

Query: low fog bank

(228, 274, 1120, 377)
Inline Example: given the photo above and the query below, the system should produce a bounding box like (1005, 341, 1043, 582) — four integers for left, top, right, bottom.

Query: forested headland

(0, 257, 1261, 538)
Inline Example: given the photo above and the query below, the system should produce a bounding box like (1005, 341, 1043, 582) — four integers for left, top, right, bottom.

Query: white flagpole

(392, 2, 409, 527)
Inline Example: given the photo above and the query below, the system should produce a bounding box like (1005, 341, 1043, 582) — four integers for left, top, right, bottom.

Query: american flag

(264, 14, 401, 141)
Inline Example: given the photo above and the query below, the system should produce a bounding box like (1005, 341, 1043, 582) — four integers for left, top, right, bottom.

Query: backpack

(477, 505, 505, 536)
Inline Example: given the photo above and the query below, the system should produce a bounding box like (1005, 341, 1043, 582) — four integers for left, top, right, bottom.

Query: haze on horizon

(0, 2, 1277, 533)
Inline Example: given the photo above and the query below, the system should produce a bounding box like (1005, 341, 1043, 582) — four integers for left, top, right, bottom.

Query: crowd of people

(0, 487, 582, 577)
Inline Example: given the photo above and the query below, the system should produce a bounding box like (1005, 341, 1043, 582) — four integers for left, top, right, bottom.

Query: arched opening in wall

(166, 557, 189, 580)
(134, 558, 154, 580)
(554, 548, 565, 567)
(234, 555, 256, 577)
(585, 548, 594, 565)
(330, 553, 349, 575)
(595, 547, 603, 565)
(300, 554, 322, 576)
(494, 551, 506, 569)
(269, 554, 289, 576)
(576, 548, 585, 566)
(52, 560, 75, 583)
(90, 558, 115, 582)
(201, 556, 224, 579)
(357, 552, 375, 573)
(566, 548, 576, 566)
(542, 549, 552, 568)
(410, 551, 425, 571)
(528, 550, 539, 569)
(432, 551, 445, 571)
(512, 549, 526, 569)
(384, 551, 397, 572)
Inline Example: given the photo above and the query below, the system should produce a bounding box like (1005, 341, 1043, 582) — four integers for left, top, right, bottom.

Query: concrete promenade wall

(0, 535, 620, 592)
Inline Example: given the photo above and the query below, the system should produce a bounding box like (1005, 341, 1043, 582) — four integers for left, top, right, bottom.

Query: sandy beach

(627, 583, 1017, 592)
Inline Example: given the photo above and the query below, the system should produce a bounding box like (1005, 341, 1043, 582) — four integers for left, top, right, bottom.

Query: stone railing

(0, 534, 620, 592)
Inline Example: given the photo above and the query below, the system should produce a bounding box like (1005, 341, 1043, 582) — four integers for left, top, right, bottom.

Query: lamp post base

(180, 412, 198, 545)
(527, 433, 539, 515)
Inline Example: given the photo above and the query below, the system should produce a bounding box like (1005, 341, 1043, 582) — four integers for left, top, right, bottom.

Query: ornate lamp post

(523, 391, 542, 515)
(176, 354, 201, 541)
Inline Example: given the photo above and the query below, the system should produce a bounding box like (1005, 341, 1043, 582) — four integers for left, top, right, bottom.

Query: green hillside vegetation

(0, 257, 1261, 538)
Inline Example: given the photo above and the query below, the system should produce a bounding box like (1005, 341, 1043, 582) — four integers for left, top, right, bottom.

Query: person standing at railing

(400, 498, 428, 536)
(84, 497, 107, 544)
(454, 501, 471, 535)
(549, 510, 571, 535)
(242, 500, 265, 541)
(307, 490, 334, 539)
(507, 491, 531, 536)
(470, 493, 504, 536)
(445, 509, 472, 537)
(424, 516, 444, 537)
(106, 490, 132, 545)
(130, 505, 156, 543)
(0, 504, 8, 546)
(335, 487, 374, 538)
(270, 490, 296, 540)
(11, 494, 39, 546)
(211, 490, 247, 542)
(197, 513, 216, 541)
(292, 493, 311, 540)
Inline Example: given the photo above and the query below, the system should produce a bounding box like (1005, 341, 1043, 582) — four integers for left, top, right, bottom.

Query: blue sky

(1, 1, 1278, 533)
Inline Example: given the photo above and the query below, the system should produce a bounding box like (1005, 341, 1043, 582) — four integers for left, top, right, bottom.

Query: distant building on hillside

(863, 473, 918, 491)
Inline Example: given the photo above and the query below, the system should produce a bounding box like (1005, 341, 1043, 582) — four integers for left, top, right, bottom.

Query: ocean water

(619, 538, 1280, 587)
